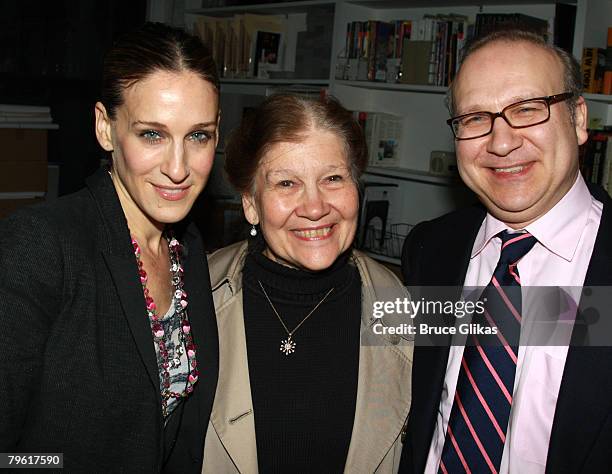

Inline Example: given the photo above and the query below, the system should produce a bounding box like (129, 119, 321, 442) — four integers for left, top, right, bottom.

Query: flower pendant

(280, 336, 296, 355)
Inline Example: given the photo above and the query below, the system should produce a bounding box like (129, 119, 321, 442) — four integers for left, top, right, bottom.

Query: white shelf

(0, 122, 59, 130)
(193, 0, 573, 9)
(346, 0, 567, 7)
(365, 166, 460, 186)
(335, 80, 447, 94)
(187, 0, 334, 15)
(584, 93, 612, 104)
(221, 78, 329, 85)
(335, 86, 611, 102)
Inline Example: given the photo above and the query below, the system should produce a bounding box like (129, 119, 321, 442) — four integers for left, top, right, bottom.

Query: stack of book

(580, 130, 612, 195)
(343, 20, 411, 82)
(581, 27, 612, 95)
(473, 13, 548, 41)
(193, 13, 304, 79)
(341, 16, 469, 86)
(340, 12, 549, 87)
(0, 104, 53, 127)
(606, 27, 612, 95)
(412, 14, 470, 87)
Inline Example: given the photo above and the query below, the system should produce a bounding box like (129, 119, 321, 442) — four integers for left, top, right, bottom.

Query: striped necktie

(439, 230, 537, 474)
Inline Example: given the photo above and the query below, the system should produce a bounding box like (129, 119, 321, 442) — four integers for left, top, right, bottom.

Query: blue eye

(190, 131, 214, 144)
(141, 130, 162, 143)
(461, 114, 488, 126)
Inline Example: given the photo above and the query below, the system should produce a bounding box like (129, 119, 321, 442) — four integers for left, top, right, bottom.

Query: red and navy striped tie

(439, 230, 537, 474)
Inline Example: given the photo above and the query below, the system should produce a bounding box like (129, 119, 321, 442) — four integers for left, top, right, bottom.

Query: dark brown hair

(224, 94, 367, 194)
(447, 29, 582, 118)
(101, 22, 220, 119)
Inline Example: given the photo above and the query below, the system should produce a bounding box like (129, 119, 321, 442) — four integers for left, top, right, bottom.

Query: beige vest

(202, 241, 413, 473)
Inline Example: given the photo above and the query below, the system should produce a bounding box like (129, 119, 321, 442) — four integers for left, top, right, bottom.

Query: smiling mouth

(292, 225, 334, 240)
(153, 185, 190, 201)
(490, 162, 533, 175)
(494, 165, 524, 173)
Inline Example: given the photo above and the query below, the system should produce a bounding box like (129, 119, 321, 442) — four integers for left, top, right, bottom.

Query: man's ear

(95, 102, 114, 152)
(573, 96, 588, 146)
(242, 192, 259, 225)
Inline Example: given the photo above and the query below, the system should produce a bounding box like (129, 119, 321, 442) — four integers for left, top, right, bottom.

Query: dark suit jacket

(0, 169, 219, 473)
(399, 184, 612, 473)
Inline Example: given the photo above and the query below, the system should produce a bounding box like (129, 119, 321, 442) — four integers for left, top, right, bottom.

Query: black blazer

(0, 169, 219, 473)
(399, 184, 612, 473)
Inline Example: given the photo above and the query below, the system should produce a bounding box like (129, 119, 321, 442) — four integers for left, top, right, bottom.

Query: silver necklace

(258, 280, 334, 355)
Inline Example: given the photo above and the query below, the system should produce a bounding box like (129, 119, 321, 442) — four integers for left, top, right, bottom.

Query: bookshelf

(335, 79, 447, 93)
(156, 0, 611, 250)
(365, 165, 460, 185)
(220, 78, 330, 95)
(221, 78, 329, 84)
(185, 0, 334, 15)
(584, 93, 612, 104)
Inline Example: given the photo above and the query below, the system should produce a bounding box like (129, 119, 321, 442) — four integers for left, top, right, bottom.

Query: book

(343, 14, 468, 85)
(0, 104, 53, 125)
(393, 20, 412, 60)
(194, 16, 228, 76)
(605, 136, 612, 197)
(254, 30, 283, 78)
(603, 72, 612, 95)
(582, 47, 604, 94)
(599, 135, 612, 192)
(194, 13, 289, 79)
(399, 39, 432, 85)
(355, 111, 403, 167)
(265, 85, 326, 99)
(0, 104, 51, 114)
(581, 131, 611, 185)
(474, 13, 548, 42)
(373, 22, 394, 82)
(371, 113, 402, 167)
(242, 14, 285, 78)
(0, 114, 51, 123)
(365, 21, 377, 81)
(603, 27, 612, 95)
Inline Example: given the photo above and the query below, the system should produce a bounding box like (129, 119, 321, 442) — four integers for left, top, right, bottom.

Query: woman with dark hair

(203, 93, 413, 473)
(0, 23, 219, 473)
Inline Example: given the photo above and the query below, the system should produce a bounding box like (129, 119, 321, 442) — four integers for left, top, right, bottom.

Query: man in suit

(399, 29, 612, 473)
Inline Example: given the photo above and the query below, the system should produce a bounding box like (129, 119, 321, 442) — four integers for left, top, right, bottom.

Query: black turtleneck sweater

(242, 244, 362, 473)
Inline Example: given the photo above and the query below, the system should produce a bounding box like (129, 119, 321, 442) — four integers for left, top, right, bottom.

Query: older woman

(203, 94, 412, 473)
(0, 23, 219, 473)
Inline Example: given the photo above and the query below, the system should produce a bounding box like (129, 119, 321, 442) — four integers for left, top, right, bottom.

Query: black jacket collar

(85, 168, 219, 470)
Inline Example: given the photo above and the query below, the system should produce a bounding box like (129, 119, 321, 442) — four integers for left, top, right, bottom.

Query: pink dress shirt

(424, 173, 603, 474)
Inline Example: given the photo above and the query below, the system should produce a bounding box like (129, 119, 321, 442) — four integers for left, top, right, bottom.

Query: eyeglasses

(447, 92, 574, 140)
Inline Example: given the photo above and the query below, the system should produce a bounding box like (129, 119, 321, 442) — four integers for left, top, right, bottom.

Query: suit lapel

(546, 191, 612, 473)
(345, 257, 413, 472)
(405, 207, 485, 473)
(87, 169, 161, 392)
(210, 288, 258, 474)
(103, 253, 160, 389)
